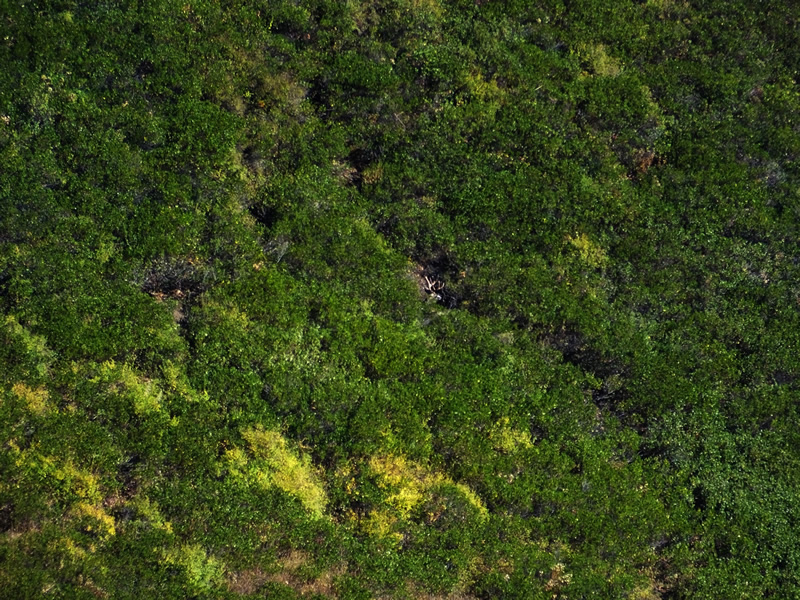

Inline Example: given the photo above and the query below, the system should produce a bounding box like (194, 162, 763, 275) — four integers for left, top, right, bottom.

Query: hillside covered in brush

(2, 1, 800, 598)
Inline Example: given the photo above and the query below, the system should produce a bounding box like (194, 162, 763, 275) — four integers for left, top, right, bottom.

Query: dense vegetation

(2, 1, 799, 597)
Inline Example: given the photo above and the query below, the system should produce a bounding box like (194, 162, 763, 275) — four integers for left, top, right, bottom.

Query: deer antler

(423, 276, 444, 295)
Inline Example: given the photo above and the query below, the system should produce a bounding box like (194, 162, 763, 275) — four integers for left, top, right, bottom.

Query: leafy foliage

(2, 0, 800, 598)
